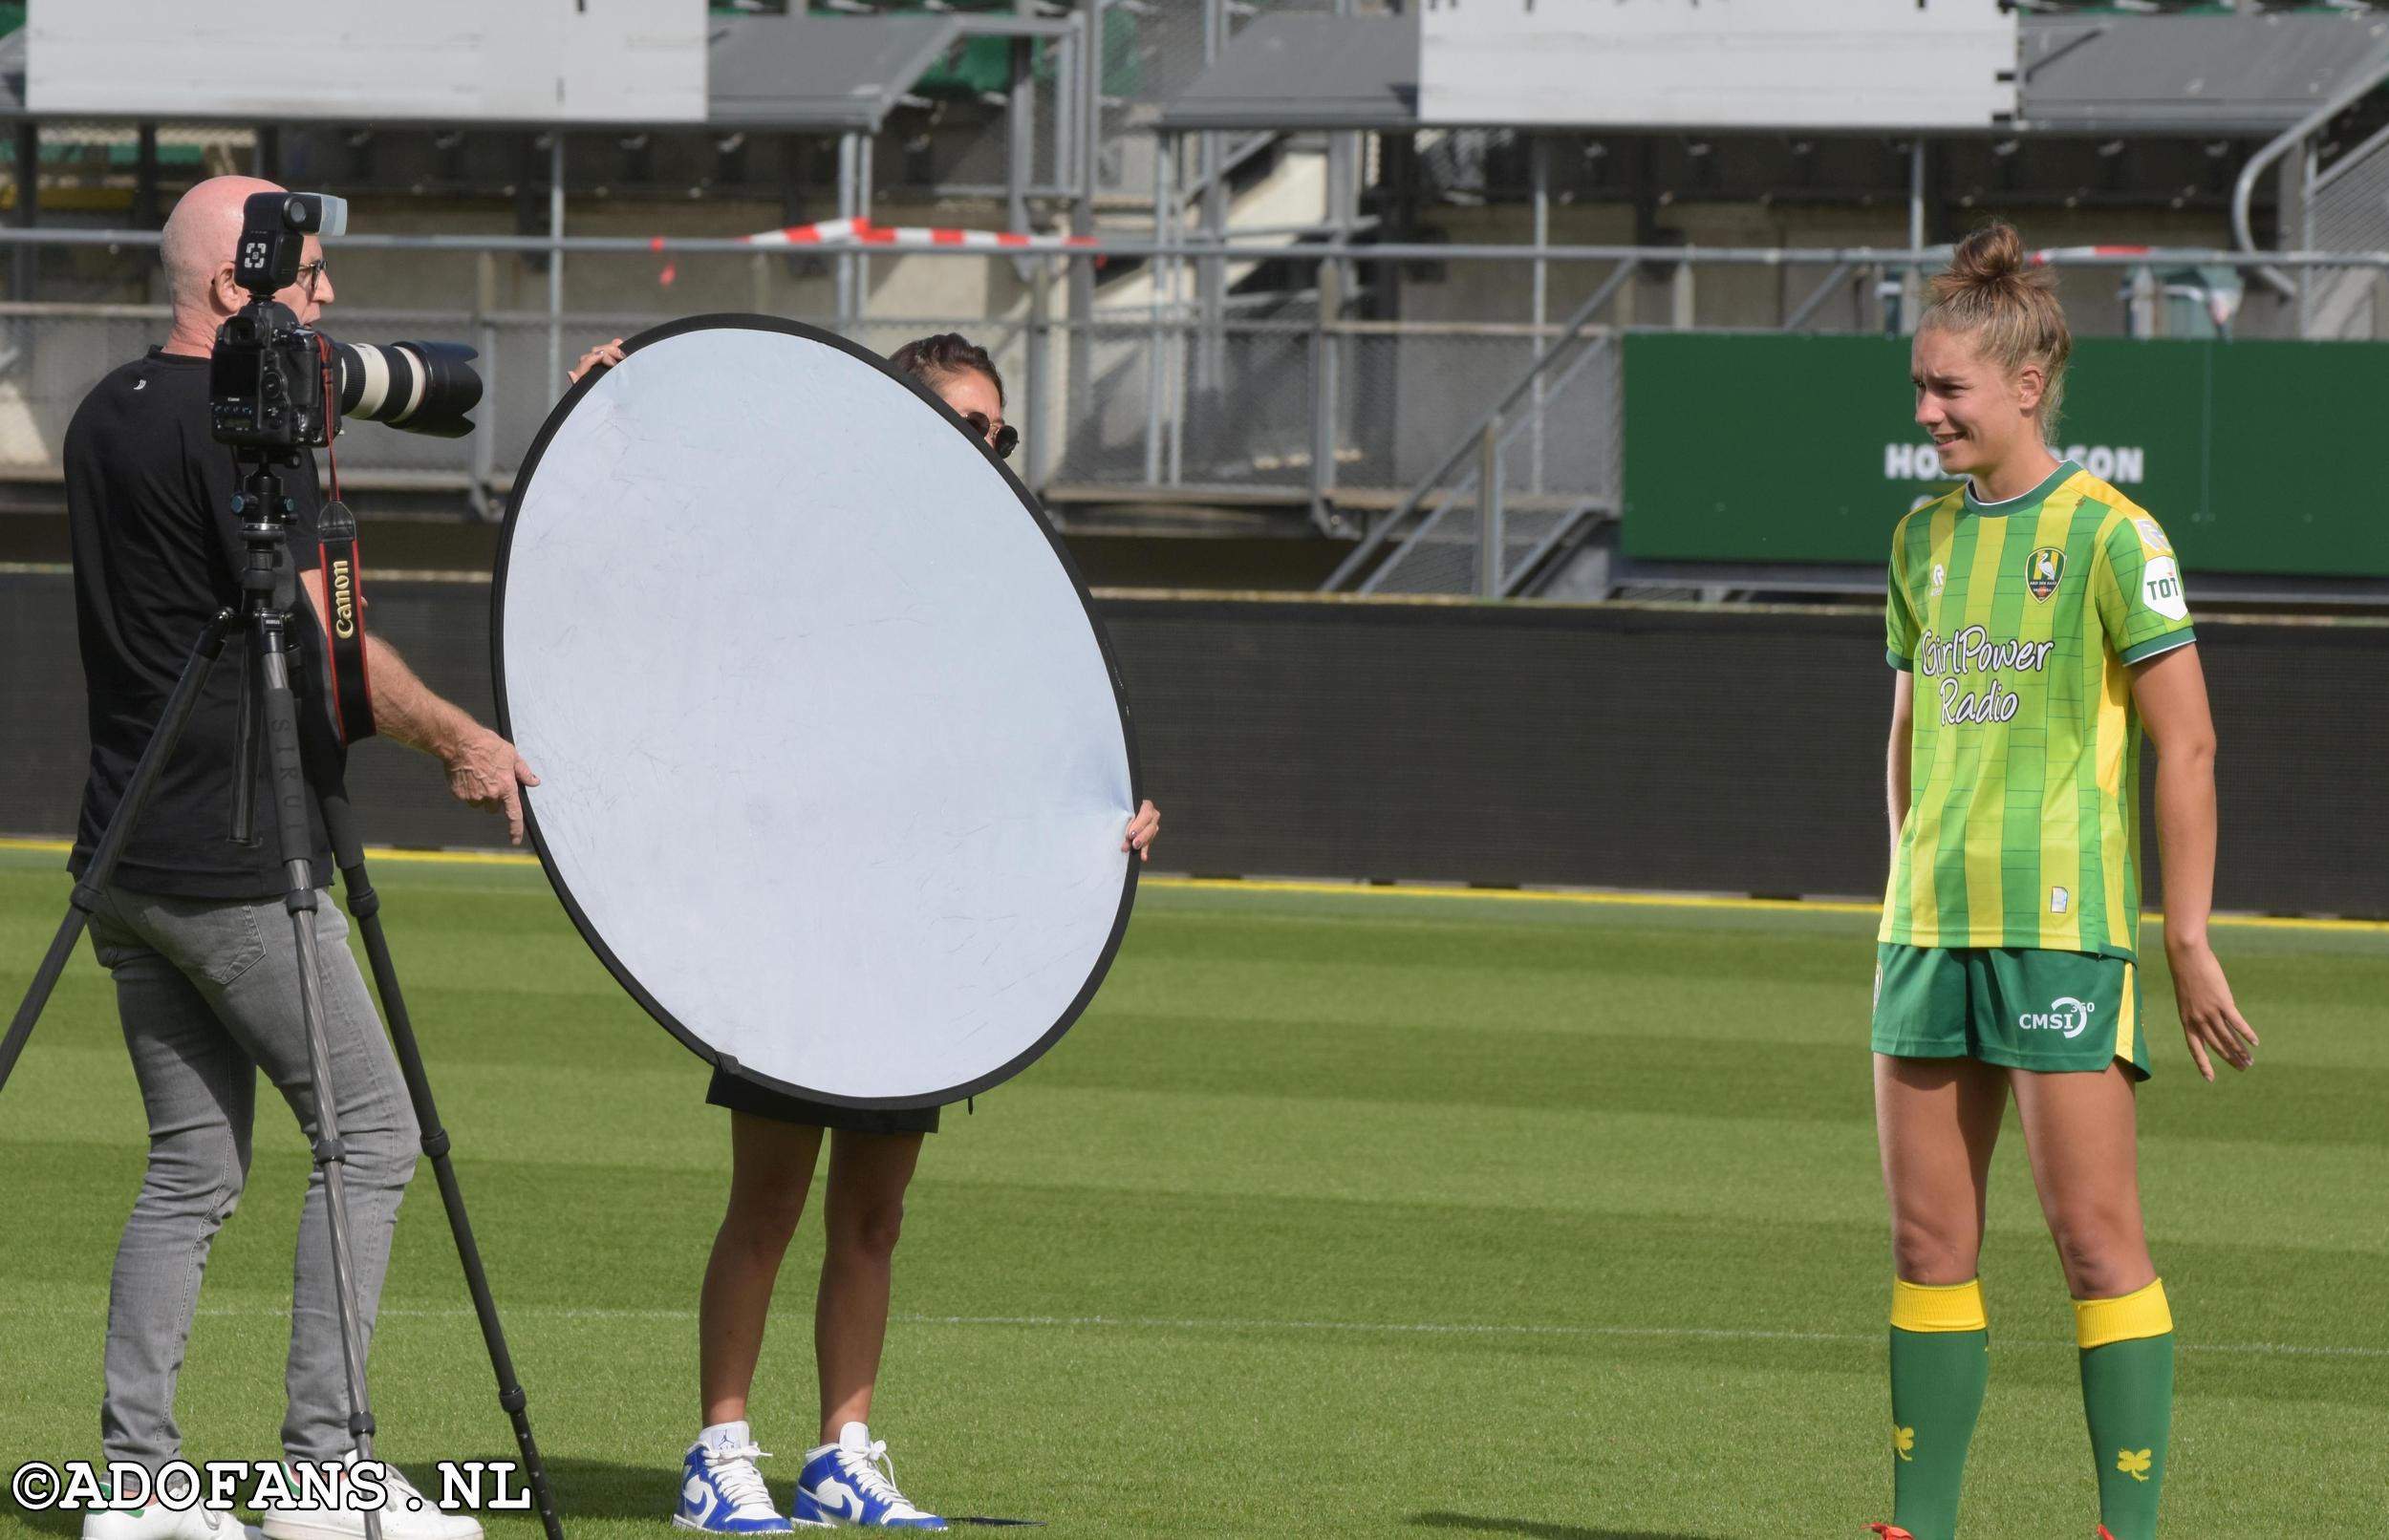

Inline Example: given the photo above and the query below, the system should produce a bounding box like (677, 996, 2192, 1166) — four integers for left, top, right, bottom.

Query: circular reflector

(495, 315, 1139, 1108)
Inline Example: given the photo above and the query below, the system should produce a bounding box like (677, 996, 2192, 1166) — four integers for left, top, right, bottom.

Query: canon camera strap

(315, 496, 376, 743)
(311, 332, 375, 744)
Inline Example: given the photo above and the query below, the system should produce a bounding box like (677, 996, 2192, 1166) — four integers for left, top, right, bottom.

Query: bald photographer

(62, 174, 531, 1540)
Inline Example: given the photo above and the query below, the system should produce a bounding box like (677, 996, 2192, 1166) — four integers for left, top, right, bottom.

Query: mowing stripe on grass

(4, 837, 2380, 935)
(2, 1298, 2377, 1360)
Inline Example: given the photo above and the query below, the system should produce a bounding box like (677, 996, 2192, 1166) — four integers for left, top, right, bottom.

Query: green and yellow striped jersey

(1881, 460, 2196, 960)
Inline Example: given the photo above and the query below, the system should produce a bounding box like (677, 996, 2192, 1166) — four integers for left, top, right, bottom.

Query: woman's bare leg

(2012, 1062, 2171, 1540)
(2008, 1062, 2155, 1299)
(699, 1111, 826, 1427)
(1874, 1053, 2009, 1540)
(814, 1130, 925, 1441)
(1876, 1054, 2009, 1284)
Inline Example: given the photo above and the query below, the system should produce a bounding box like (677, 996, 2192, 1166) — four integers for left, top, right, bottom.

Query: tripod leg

(255, 624, 385, 1540)
(322, 788, 570, 1540)
(0, 610, 239, 1096)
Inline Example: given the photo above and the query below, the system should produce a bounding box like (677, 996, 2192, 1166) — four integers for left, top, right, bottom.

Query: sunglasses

(960, 410, 1019, 461)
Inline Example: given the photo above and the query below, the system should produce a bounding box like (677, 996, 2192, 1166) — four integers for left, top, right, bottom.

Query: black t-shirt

(66, 347, 340, 898)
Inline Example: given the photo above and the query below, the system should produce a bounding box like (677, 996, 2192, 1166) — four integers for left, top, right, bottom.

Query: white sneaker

(82, 1505, 260, 1540)
(789, 1424, 945, 1530)
(675, 1435, 794, 1532)
(257, 1463, 484, 1540)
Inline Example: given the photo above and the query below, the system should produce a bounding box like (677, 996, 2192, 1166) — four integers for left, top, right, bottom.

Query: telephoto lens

(334, 339, 483, 438)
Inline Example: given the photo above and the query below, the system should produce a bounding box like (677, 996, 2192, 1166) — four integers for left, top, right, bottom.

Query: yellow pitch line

(4, 837, 2382, 934)
(1155, 878, 2389, 932)
(1160, 874, 1881, 918)
(0, 836, 539, 869)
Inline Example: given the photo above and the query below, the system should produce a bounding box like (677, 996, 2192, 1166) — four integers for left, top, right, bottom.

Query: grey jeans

(87, 884, 420, 1471)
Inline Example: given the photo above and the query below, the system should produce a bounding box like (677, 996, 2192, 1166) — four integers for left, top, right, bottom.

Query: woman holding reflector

(1865, 225, 2256, 1540)
(569, 332, 1159, 1533)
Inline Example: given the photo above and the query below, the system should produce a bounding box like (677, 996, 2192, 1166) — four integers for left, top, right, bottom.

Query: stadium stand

(0, 1, 2383, 605)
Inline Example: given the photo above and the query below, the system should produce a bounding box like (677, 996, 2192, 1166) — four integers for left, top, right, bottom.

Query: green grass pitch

(1, 846, 2382, 1539)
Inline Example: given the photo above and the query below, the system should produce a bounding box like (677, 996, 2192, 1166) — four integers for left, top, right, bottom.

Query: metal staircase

(1319, 262, 1636, 598)
(2303, 119, 2389, 340)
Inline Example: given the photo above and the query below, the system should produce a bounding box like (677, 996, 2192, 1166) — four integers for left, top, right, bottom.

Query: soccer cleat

(675, 1440, 795, 1533)
(82, 1504, 260, 1540)
(1864, 1528, 1918, 1540)
(790, 1424, 946, 1530)
(258, 1462, 483, 1540)
(2098, 1529, 2120, 1540)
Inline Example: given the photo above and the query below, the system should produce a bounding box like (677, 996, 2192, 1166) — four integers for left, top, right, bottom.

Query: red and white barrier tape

(741, 217, 1094, 250)
(2027, 246, 2157, 265)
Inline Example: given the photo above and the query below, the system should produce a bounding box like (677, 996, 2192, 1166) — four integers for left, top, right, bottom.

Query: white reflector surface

(497, 318, 1137, 1107)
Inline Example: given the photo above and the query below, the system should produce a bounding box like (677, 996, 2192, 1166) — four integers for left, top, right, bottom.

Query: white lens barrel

(343, 342, 395, 418)
(390, 345, 429, 423)
(339, 343, 433, 424)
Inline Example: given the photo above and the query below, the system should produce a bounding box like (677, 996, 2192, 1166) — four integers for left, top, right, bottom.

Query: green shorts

(1872, 943, 2150, 1080)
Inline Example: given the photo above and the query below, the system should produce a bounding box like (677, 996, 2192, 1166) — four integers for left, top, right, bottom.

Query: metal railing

(0, 229, 2383, 543)
(1320, 259, 1638, 597)
(0, 297, 1625, 526)
(2303, 119, 2389, 340)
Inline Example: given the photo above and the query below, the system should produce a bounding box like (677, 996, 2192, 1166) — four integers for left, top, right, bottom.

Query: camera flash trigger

(276, 192, 348, 237)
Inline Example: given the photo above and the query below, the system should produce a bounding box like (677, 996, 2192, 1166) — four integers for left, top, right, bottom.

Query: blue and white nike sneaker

(675, 1427, 795, 1533)
(790, 1424, 945, 1530)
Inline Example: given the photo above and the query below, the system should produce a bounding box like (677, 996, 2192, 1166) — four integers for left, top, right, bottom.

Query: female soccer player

(1866, 225, 2257, 1540)
(570, 332, 1160, 1532)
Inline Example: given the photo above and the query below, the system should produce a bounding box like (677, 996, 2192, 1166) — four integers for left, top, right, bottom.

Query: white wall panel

(28, 0, 707, 123)
(1420, 0, 2017, 130)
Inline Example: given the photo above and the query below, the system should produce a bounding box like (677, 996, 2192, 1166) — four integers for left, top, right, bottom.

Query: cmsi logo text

(2018, 996, 2097, 1038)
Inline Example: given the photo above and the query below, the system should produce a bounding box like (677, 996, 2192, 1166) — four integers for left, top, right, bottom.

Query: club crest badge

(2026, 545, 2065, 601)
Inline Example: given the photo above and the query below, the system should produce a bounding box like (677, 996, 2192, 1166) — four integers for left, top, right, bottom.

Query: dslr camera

(209, 191, 482, 450)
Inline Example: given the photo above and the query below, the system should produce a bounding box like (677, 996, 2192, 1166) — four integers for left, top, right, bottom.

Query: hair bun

(1946, 223, 2027, 289)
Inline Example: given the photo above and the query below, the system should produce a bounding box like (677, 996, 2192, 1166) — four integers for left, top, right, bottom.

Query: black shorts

(704, 1065, 942, 1135)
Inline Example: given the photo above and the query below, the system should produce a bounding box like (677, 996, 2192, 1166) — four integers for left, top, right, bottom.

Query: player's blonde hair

(1920, 222, 2072, 438)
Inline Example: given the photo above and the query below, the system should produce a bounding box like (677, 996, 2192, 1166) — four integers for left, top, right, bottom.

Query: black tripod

(0, 450, 565, 1540)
